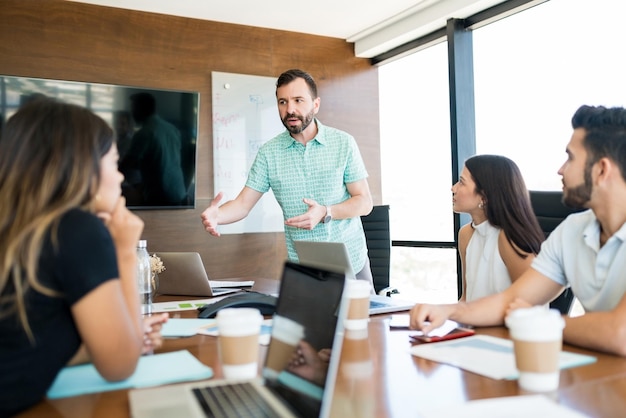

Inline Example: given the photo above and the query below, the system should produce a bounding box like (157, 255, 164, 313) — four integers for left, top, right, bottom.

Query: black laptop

(129, 261, 348, 418)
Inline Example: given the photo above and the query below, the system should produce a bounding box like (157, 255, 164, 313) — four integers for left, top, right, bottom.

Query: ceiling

(68, 0, 506, 58)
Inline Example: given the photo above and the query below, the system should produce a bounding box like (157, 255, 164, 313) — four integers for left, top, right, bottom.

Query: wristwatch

(322, 205, 332, 223)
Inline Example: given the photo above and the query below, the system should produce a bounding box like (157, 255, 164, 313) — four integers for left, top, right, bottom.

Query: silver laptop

(129, 261, 348, 418)
(294, 240, 415, 315)
(156, 252, 245, 297)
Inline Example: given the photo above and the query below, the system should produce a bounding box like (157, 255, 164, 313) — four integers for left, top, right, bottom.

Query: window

(379, 41, 457, 303)
(378, 0, 626, 305)
(474, 0, 626, 190)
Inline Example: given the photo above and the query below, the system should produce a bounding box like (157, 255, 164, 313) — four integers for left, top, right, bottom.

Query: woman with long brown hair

(0, 97, 167, 416)
(453, 154, 544, 301)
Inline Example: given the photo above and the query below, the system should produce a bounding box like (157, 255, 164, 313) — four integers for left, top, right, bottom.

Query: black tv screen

(0, 75, 199, 209)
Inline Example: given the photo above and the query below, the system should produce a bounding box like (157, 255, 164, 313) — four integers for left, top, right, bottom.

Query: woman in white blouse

(453, 155, 544, 301)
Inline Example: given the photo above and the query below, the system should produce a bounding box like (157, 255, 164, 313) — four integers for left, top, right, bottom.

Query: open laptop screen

(262, 262, 347, 418)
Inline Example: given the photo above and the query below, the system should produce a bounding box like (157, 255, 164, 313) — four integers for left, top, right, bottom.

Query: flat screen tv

(0, 75, 199, 210)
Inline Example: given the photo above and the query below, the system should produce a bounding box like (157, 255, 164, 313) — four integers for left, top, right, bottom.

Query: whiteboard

(212, 72, 285, 234)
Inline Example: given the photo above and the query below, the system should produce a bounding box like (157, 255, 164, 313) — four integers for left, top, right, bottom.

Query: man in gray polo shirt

(409, 104, 626, 356)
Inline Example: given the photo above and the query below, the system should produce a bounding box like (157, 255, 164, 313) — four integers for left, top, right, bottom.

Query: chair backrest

(529, 191, 584, 237)
(529, 191, 584, 314)
(360, 205, 391, 294)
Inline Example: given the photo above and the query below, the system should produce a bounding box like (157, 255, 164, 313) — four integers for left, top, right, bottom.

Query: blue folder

(47, 350, 213, 399)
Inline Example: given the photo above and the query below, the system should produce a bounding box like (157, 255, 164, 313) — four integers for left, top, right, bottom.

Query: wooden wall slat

(0, 0, 381, 280)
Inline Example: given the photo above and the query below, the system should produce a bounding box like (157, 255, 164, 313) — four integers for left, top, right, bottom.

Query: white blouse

(464, 221, 511, 301)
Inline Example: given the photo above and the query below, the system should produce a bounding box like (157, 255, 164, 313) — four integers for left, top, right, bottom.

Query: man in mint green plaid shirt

(201, 69, 374, 290)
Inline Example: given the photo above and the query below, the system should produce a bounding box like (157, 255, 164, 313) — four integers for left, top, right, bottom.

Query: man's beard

(282, 109, 315, 134)
(563, 164, 592, 208)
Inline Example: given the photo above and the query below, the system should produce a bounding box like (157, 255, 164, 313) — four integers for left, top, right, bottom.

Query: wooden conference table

(17, 278, 626, 417)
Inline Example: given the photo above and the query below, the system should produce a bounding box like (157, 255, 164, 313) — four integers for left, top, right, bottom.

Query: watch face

(323, 206, 331, 223)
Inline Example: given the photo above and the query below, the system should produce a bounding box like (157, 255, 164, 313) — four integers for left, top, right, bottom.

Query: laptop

(293, 240, 415, 315)
(129, 261, 348, 418)
(156, 252, 247, 297)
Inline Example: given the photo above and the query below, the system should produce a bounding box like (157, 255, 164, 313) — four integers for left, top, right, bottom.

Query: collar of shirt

(582, 210, 626, 251)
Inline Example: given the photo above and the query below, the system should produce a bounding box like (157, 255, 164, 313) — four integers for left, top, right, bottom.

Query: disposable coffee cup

(333, 328, 375, 418)
(264, 315, 305, 380)
(344, 280, 371, 330)
(505, 307, 565, 392)
(341, 328, 373, 379)
(217, 308, 263, 380)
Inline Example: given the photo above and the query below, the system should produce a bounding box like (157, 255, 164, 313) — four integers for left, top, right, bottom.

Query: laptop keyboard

(193, 382, 282, 418)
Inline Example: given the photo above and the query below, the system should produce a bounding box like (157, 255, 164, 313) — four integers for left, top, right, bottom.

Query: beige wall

(0, 0, 381, 280)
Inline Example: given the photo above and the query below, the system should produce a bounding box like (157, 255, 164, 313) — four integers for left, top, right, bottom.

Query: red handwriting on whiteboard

(213, 112, 241, 128)
(214, 134, 233, 150)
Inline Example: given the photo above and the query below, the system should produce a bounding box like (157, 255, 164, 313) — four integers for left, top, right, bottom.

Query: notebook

(156, 252, 251, 297)
(293, 240, 415, 315)
(129, 261, 348, 418)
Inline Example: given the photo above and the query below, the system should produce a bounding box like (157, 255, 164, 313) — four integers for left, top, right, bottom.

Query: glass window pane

(379, 41, 453, 242)
(473, 0, 626, 191)
(390, 247, 458, 304)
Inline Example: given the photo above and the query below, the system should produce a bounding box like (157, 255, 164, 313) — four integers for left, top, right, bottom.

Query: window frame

(373, 0, 546, 299)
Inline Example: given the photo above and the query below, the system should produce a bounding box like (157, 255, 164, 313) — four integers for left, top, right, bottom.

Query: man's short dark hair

(572, 105, 626, 181)
(276, 69, 318, 99)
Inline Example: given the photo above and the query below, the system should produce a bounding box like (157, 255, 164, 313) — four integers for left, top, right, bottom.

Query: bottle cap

(138, 239, 147, 248)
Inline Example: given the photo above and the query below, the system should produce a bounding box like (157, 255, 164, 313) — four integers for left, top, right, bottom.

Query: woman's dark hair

(465, 155, 544, 257)
(276, 69, 318, 99)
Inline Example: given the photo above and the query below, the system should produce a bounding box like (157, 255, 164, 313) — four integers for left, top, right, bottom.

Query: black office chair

(529, 191, 584, 315)
(361, 205, 397, 296)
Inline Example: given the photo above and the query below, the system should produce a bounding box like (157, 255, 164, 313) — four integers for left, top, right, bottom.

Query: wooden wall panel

(0, 0, 381, 280)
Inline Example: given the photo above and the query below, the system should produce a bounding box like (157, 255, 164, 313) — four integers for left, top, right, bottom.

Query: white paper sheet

(209, 280, 255, 288)
(151, 295, 232, 313)
(161, 318, 217, 337)
(419, 395, 591, 418)
(410, 335, 596, 380)
(411, 319, 460, 337)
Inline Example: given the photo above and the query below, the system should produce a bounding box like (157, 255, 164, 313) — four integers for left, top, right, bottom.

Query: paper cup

(341, 328, 373, 379)
(505, 307, 565, 391)
(344, 280, 371, 330)
(217, 308, 263, 380)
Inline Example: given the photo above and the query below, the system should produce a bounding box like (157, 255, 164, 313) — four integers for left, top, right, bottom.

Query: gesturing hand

(201, 192, 224, 236)
(284, 198, 326, 230)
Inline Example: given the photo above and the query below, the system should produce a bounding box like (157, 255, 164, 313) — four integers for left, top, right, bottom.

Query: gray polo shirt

(532, 209, 626, 312)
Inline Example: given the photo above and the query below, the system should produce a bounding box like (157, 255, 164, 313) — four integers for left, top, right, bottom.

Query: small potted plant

(149, 254, 166, 297)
